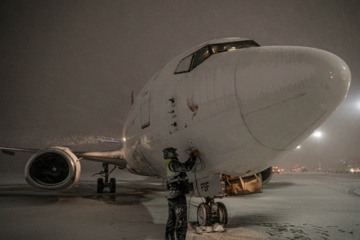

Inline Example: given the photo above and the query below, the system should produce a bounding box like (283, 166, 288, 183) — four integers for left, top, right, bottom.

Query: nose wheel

(93, 163, 117, 193)
(197, 197, 228, 227)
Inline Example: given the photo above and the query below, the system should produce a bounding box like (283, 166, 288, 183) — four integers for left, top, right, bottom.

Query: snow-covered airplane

(0, 37, 351, 226)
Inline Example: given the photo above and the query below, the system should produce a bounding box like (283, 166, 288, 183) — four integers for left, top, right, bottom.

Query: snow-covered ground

(1, 172, 360, 239)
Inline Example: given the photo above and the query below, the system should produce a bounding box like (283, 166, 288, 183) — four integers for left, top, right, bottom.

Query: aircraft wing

(0, 146, 127, 168)
(75, 150, 127, 168)
(0, 146, 38, 155)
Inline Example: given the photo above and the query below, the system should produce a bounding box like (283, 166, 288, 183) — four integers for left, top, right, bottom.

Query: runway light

(296, 145, 301, 149)
(122, 137, 126, 142)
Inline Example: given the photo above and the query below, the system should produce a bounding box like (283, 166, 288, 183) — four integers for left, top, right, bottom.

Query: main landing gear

(93, 163, 117, 193)
(197, 197, 228, 227)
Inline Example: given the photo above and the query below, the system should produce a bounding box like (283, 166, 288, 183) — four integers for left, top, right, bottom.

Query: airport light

(312, 130, 323, 171)
(312, 131, 322, 138)
(296, 145, 301, 149)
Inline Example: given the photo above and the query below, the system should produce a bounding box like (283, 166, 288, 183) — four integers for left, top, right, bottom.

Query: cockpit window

(210, 40, 259, 54)
(174, 40, 259, 74)
(174, 54, 192, 74)
(191, 46, 211, 72)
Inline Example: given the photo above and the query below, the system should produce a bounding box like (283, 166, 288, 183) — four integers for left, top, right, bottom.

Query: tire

(97, 178, 104, 193)
(109, 178, 116, 193)
(197, 203, 211, 226)
(217, 202, 228, 226)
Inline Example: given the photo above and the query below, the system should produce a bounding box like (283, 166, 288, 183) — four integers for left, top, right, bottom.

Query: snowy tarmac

(1, 172, 360, 240)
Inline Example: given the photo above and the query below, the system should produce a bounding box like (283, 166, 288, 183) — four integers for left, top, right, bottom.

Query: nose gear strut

(92, 163, 117, 193)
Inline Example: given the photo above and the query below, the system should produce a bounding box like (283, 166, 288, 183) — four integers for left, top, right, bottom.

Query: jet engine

(25, 147, 81, 190)
(260, 166, 273, 185)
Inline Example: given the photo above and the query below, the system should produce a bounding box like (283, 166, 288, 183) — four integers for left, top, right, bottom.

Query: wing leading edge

(75, 150, 127, 168)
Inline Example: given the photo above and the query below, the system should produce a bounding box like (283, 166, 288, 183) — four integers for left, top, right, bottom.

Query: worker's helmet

(163, 147, 178, 159)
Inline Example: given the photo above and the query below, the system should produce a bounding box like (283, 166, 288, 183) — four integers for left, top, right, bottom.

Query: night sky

(1, 0, 360, 173)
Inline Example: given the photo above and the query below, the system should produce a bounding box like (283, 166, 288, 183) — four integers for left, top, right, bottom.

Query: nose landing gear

(93, 163, 117, 193)
(197, 197, 228, 227)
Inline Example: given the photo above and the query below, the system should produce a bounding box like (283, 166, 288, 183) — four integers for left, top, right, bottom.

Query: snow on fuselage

(122, 38, 351, 178)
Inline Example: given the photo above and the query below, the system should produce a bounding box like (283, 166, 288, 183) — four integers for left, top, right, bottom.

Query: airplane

(0, 37, 351, 226)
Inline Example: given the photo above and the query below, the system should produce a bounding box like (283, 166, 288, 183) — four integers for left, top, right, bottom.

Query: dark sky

(1, 0, 360, 172)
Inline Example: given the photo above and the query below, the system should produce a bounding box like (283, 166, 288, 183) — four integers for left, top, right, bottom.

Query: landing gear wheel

(217, 202, 228, 226)
(93, 163, 118, 193)
(109, 178, 116, 193)
(97, 178, 104, 193)
(197, 203, 211, 226)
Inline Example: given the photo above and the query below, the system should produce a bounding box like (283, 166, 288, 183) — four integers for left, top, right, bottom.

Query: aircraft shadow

(227, 214, 278, 228)
(0, 181, 167, 208)
(263, 181, 295, 190)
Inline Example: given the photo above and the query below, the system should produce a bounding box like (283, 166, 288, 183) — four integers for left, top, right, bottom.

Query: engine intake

(25, 147, 81, 190)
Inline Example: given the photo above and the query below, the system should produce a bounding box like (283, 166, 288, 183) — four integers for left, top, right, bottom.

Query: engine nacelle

(260, 166, 273, 185)
(25, 147, 81, 190)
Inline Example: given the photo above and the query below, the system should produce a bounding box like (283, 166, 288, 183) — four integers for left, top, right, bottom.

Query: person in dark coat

(163, 147, 199, 240)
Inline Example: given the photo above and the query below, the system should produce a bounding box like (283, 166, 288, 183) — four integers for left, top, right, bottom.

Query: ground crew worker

(163, 147, 199, 240)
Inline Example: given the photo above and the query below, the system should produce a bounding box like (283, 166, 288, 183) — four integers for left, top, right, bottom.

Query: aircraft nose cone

(235, 46, 351, 151)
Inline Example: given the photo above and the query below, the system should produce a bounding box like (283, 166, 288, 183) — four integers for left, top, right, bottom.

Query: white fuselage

(121, 38, 351, 178)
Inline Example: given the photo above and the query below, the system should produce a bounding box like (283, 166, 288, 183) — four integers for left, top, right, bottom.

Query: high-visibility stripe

(165, 159, 176, 177)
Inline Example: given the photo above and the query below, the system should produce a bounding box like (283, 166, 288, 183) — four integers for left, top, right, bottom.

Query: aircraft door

(141, 72, 158, 129)
(141, 89, 150, 129)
